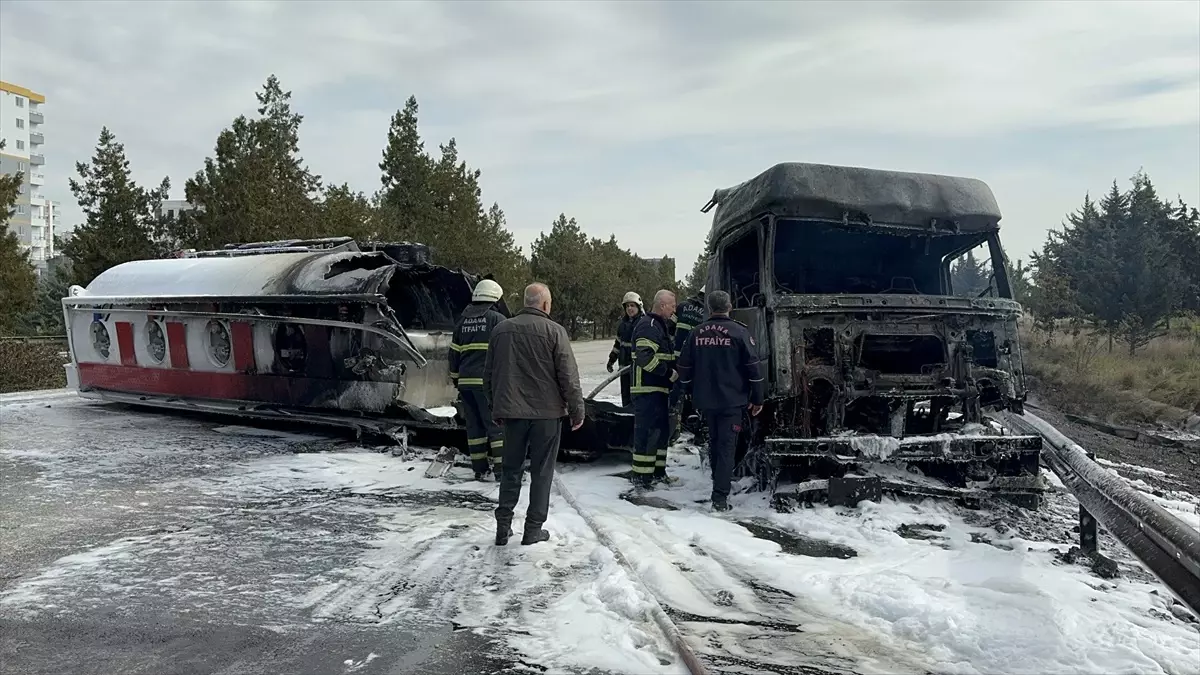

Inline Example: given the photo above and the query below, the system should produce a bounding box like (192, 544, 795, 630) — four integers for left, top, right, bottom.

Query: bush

(1022, 326, 1200, 424)
(0, 341, 69, 393)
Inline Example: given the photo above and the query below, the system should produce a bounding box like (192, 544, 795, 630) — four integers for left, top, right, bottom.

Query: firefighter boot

(495, 522, 514, 546)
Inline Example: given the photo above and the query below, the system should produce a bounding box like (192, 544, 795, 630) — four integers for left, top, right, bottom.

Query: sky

(1, 0, 1198, 277)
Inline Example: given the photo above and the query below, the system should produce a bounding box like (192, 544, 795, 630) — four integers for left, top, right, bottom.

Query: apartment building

(1, 80, 56, 265)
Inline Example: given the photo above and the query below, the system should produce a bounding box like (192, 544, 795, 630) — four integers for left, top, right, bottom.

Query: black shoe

(495, 525, 514, 546)
(474, 471, 490, 482)
(712, 499, 731, 512)
(630, 474, 654, 489)
(653, 472, 679, 486)
(521, 529, 550, 545)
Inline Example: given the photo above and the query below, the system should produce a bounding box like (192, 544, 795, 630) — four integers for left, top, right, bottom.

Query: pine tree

(950, 248, 990, 296)
(681, 232, 712, 298)
(531, 214, 597, 338)
(183, 75, 323, 248)
(378, 96, 435, 235)
(375, 99, 528, 295)
(61, 127, 170, 286)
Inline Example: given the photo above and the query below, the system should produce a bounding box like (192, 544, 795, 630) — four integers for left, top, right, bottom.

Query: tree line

(0, 75, 676, 338)
(4, 76, 1197, 349)
(1024, 172, 1200, 355)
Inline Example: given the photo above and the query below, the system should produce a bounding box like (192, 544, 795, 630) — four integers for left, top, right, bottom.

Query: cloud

(1, 0, 1197, 277)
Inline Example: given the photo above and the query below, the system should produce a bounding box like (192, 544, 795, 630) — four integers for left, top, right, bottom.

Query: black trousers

(703, 407, 744, 502)
(632, 393, 669, 478)
(618, 369, 632, 407)
(495, 418, 561, 533)
(460, 388, 502, 475)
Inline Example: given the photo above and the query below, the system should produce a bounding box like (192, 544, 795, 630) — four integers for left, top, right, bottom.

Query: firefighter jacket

(631, 312, 676, 396)
(673, 296, 706, 355)
(449, 302, 506, 388)
(608, 312, 643, 368)
(676, 315, 765, 411)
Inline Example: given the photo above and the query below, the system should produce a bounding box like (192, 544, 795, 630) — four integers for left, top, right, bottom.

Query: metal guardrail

(1004, 411, 1200, 616)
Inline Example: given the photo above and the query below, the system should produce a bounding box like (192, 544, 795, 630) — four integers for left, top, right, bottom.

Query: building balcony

(29, 153, 44, 166)
(29, 110, 44, 124)
(30, 171, 44, 185)
(30, 132, 44, 146)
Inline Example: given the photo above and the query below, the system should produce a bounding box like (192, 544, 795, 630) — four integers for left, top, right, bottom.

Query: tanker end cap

(472, 279, 504, 303)
(68, 285, 86, 297)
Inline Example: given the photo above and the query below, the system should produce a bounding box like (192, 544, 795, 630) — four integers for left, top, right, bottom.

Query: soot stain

(737, 521, 857, 559)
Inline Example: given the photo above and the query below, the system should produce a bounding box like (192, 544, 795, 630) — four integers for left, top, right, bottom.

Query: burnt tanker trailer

(699, 162, 1046, 508)
(60, 237, 623, 454)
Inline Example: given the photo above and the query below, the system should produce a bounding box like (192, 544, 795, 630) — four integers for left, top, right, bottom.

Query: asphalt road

(0, 393, 541, 675)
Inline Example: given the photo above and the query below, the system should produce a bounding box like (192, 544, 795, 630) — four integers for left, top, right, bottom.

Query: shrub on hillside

(0, 341, 69, 394)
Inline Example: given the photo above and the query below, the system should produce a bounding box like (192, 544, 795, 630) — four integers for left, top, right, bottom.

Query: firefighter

(669, 290, 706, 442)
(676, 290, 764, 511)
(630, 289, 678, 488)
(606, 291, 643, 407)
(449, 278, 507, 481)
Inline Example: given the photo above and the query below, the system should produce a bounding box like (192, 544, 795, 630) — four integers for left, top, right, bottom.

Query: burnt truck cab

(702, 163, 1042, 505)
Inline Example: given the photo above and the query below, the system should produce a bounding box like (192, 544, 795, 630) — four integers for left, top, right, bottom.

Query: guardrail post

(1079, 449, 1099, 554)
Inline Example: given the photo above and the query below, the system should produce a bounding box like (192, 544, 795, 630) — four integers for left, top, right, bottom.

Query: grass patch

(0, 341, 69, 394)
(1022, 324, 1200, 425)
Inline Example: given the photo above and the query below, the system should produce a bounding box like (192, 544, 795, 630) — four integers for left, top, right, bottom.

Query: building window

(17, 162, 26, 172)
(16, 118, 24, 129)
(15, 140, 24, 150)
(16, 205, 26, 214)
(15, 97, 24, 108)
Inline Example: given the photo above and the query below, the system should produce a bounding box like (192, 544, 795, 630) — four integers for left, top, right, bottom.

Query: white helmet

(622, 291, 643, 308)
(472, 279, 504, 303)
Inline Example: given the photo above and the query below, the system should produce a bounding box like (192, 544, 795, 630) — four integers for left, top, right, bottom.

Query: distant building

(1, 80, 55, 264)
(156, 199, 201, 220)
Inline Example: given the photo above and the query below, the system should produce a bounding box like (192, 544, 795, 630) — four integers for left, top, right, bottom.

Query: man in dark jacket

(484, 282, 584, 546)
(669, 290, 706, 442)
(630, 289, 678, 488)
(606, 291, 643, 407)
(450, 279, 508, 481)
(676, 290, 764, 511)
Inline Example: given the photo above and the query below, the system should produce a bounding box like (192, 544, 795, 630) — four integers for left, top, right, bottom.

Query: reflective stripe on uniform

(631, 452, 657, 474)
(470, 451, 488, 461)
(449, 371, 459, 379)
(491, 456, 503, 465)
(458, 377, 484, 386)
(655, 447, 668, 468)
(631, 365, 669, 395)
(675, 323, 694, 331)
(645, 351, 675, 373)
(489, 440, 503, 448)
(619, 341, 632, 347)
(450, 342, 489, 352)
(468, 437, 487, 446)
(635, 338, 658, 350)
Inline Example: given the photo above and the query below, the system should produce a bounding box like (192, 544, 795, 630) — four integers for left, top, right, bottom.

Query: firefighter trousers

(632, 392, 669, 482)
(460, 387, 502, 475)
(703, 407, 744, 502)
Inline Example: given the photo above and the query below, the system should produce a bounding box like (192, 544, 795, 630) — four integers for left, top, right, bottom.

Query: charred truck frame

(700, 163, 1044, 508)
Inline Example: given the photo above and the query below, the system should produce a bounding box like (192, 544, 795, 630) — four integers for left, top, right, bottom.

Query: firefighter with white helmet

(450, 278, 507, 480)
(606, 291, 644, 407)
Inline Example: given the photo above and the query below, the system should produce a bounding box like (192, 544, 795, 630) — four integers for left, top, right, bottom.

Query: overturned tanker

(699, 163, 1045, 509)
(62, 237, 509, 445)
